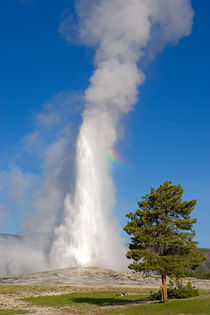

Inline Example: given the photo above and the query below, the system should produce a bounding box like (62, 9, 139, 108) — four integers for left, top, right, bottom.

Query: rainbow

(108, 147, 125, 168)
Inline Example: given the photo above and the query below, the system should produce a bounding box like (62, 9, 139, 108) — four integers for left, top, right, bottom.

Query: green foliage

(196, 248, 210, 273)
(184, 248, 210, 279)
(150, 282, 199, 300)
(184, 270, 210, 280)
(124, 181, 206, 279)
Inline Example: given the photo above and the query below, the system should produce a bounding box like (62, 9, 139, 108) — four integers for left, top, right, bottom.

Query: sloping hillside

(198, 248, 210, 272)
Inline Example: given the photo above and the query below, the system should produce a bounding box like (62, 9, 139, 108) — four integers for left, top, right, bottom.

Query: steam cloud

(0, 0, 194, 275)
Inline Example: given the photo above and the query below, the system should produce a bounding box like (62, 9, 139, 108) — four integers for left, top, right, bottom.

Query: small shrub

(150, 281, 199, 300)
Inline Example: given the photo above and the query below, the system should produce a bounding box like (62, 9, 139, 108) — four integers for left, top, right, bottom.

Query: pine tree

(124, 181, 206, 303)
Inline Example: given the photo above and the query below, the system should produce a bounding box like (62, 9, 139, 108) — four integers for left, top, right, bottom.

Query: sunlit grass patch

(0, 310, 28, 315)
(23, 290, 150, 307)
(108, 296, 210, 314)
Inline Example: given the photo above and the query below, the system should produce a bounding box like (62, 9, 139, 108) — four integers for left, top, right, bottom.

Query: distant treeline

(185, 270, 210, 280)
(185, 248, 210, 280)
(199, 248, 210, 271)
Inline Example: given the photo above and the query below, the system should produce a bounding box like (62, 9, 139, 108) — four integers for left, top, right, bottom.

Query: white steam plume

(0, 92, 80, 276)
(50, 0, 194, 270)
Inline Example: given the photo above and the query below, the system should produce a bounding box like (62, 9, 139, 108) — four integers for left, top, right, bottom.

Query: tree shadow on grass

(72, 297, 150, 306)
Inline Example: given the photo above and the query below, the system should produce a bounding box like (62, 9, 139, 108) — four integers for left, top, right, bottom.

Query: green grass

(22, 290, 210, 315)
(108, 296, 210, 314)
(0, 310, 28, 315)
(23, 290, 150, 307)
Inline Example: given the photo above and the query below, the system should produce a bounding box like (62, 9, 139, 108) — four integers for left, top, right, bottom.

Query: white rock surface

(0, 266, 210, 289)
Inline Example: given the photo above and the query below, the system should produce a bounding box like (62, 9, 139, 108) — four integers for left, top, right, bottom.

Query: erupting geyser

(0, 0, 194, 276)
(49, 0, 194, 270)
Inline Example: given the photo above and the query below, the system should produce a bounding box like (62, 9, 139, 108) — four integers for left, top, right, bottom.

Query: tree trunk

(161, 275, 167, 303)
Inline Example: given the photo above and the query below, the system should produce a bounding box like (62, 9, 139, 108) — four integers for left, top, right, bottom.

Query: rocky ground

(0, 266, 210, 289)
(0, 267, 209, 314)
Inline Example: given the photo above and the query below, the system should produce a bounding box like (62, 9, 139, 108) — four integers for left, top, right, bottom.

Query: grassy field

(24, 289, 210, 314)
(0, 285, 209, 314)
(108, 297, 210, 314)
(0, 311, 28, 315)
(23, 290, 151, 307)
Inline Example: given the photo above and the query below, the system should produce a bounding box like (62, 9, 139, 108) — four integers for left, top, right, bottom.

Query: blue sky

(0, 0, 209, 247)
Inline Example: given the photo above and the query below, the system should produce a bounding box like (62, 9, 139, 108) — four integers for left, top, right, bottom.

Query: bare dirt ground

(0, 267, 210, 314)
